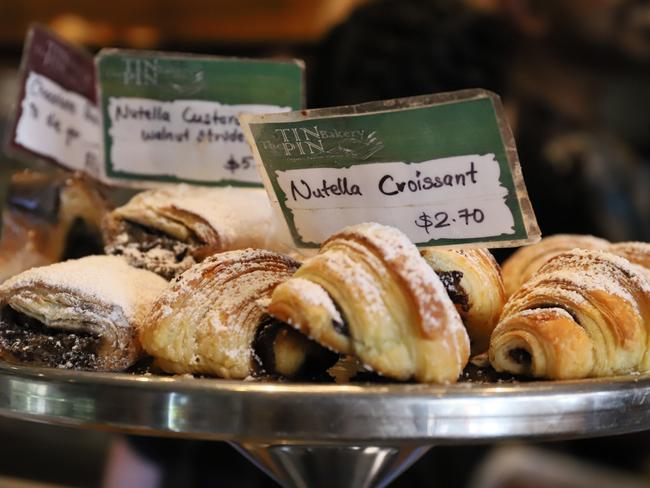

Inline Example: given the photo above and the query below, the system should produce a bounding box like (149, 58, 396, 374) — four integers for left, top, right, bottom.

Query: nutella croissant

(420, 248, 506, 355)
(608, 242, 650, 273)
(489, 249, 650, 379)
(103, 186, 292, 280)
(140, 249, 337, 379)
(501, 234, 610, 297)
(267, 223, 470, 383)
(0, 256, 167, 371)
(0, 170, 110, 283)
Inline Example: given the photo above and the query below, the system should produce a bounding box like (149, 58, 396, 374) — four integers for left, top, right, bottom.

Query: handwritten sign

(241, 90, 540, 248)
(97, 49, 304, 187)
(8, 25, 102, 176)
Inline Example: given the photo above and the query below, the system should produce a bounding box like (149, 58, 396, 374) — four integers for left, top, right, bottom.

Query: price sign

(7, 25, 102, 176)
(241, 90, 540, 248)
(96, 50, 304, 188)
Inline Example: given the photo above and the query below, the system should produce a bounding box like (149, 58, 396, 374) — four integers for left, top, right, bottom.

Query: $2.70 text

(415, 208, 485, 234)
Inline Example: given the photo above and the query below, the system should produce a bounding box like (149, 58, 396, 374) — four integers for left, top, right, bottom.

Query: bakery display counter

(1, 361, 650, 487)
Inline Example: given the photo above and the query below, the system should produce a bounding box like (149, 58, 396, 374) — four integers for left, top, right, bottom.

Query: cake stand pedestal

(1, 362, 649, 487)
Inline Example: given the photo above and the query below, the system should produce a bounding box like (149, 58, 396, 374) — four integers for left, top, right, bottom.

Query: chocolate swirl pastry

(267, 222, 470, 383)
(490, 249, 650, 379)
(501, 234, 650, 298)
(501, 234, 611, 298)
(140, 249, 337, 379)
(420, 248, 506, 355)
(608, 242, 650, 275)
(0, 170, 110, 283)
(102, 186, 292, 280)
(0, 256, 167, 371)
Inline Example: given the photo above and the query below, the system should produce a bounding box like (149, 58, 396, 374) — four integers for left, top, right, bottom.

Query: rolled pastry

(608, 242, 650, 273)
(0, 170, 110, 283)
(141, 249, 337, 379)
(489, 249, 650, 379)
(103, 186, 292, 279)
(420, 248, 506, 355)
(501, 234, 610, 297)
(267, 223, 470, 383)
(0, 256, 167, 371)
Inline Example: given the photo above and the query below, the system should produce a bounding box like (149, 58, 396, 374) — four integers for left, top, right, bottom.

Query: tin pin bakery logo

(260, 125, 384, 160)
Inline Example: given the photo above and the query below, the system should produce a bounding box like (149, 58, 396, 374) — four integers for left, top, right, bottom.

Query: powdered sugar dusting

(502, 234, 610, 294)
(503, 249, 650, 324)
(609, 242, 650, 269)
(114, 185, 292, 252)
(146, 249, 300, 376)
(282, 278, 343, 323)
(314, 249, 386, 315)
(330, 222, 465, 339)
(1, 255, 167, 326)
(516, 307, 574, 321)
(541, 249, 650, 298)
(156, 249, 298, 317)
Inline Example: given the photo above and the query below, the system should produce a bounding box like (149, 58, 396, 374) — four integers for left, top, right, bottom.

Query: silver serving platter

(1, 361, 650, 444)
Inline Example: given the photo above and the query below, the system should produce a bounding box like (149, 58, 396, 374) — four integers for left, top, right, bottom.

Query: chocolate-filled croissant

(420, 248, 505, 355)
(140, 249, 337, 379)
(608, 242, 650, 274)
(0, 170, 110, 283)
(267, 223, 470, 383)
(102, 186, 292, 280)
(501, 234, 610, 297)
(0, 256, 167, 371)
(490, 249, 650, 379)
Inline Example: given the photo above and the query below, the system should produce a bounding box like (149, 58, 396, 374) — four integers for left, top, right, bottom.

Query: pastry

(267, 222, 470, 383)
(0, 170, 110, 283)
(501, 234, 610, 297)
(420, 248, 506, 355)
(608, 242, 650, 272)
(103, 185, 293, 280)
(489, 249, 650, 379)
(140, 249, 337, 379)
(0, 255, 167, 371)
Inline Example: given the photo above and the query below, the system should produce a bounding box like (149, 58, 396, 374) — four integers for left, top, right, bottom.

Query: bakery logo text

(260, 126, 384, 160)
(122, 58, 159, 86)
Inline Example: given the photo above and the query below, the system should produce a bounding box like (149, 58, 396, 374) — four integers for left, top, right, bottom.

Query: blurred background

(0, 0, 649, 487)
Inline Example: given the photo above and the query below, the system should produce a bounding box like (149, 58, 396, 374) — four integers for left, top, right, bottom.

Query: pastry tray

(1, 361, 649, 444)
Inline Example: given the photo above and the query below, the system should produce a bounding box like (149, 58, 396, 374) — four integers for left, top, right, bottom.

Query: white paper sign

(14, 71, 102, 174)
(274, 154, 514, 244)
(106, 97, 289, 184)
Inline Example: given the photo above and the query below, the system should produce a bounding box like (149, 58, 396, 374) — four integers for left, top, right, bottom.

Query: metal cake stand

(1, 362, 650, 488)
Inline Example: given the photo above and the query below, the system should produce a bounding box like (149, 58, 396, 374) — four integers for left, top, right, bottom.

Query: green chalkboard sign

(241, 89, 540, 249)
(96, 49, 304, 188)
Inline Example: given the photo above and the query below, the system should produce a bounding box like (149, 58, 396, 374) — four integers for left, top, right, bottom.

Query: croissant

(267, 222, 470, 383)
(489, 249, 650, 379)
(140, 249, 337, 379)
(608, 242, 650, 274)
(0, 255, 167, 371)
(501, 234, 610, 297)
(0, 170, 110, 283)
(103, 185, 292, 279)
(420, 248, 506, 355)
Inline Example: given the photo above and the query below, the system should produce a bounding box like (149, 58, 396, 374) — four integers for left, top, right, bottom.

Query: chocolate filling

(122, 220, 197, 259)
(0, 306, 101, 369)
(332, 301, 351, 337)
(252, 315, 338, 380)
(509, 348, 532, 368)
(436, 270, 470, 312)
